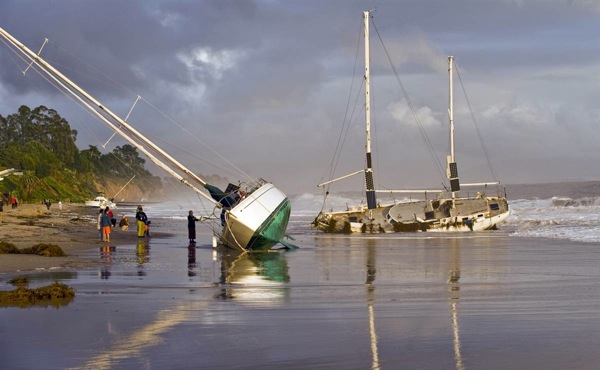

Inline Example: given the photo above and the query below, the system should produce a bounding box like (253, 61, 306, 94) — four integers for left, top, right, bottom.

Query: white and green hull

(221, 183, 291, 250)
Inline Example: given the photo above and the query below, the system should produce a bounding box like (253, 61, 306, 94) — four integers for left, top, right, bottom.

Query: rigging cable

(454, 62, 499, 184)
(371, 20, 447, 187)
(0, 37, 118, 145)
(138, 96, 254, 183)
(318, 19, 365, 213)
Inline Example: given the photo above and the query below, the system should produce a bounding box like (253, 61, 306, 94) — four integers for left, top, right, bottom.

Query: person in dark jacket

(100, 208, 112, 243)
(187, 210, 199, 243)
(136, 205, 148, 238)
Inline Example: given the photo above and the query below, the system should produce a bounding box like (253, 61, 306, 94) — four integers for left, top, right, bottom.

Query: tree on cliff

(0, 105, 161, 201)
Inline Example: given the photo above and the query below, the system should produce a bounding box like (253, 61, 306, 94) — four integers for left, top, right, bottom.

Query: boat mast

(364, 10, 377, 210)
(0, 26, 219, 206)
(447, 56, 460, 197)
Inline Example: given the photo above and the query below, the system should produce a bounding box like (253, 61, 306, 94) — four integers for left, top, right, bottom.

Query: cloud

(389, 100, 443, 128)
(177, 47, 245, 81)
(2, 0, 600, 193)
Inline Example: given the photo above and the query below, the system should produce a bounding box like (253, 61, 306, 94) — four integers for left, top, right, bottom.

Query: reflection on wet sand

(316, 236, 492, 370)
(448, 238, 464, 370)
(136, 239, 150, 277)
(97, 240, 151, 279)
(81, 245, 290, 368)
(99, 246, 116, 280)
(188, 242, 197, 277)
(80, 304, 199, 370)
(366, 240, 380, 370)
(217, 247, 290, 303)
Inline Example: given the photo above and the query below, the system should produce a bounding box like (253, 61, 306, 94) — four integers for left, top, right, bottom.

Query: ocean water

(1, 181, 599, 369)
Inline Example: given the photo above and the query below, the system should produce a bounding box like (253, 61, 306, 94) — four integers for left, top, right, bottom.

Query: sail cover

(204, 184, 237, 208)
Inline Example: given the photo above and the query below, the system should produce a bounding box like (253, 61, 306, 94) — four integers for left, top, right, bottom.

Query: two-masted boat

(313, 11, 509, 234)
(0, 26, 291, 250)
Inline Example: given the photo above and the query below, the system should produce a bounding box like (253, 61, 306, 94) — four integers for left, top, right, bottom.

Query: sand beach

(0, 203, 147, 274)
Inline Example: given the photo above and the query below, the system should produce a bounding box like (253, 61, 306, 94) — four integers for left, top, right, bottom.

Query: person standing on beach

(187, 210, 199, 243)
(97, 209, 103, 241)
(106, 206, 116, 227)
(58, 200, 62, 211)
(136, 206, 148, 238)
(100, 208, 112, 243)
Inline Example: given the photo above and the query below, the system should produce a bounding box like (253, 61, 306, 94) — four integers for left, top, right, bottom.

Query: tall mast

(364, 10, 377, 210)
(447, 56, 460, 196)
(449, 56, 455, 163)
(0, 26, 219, 205)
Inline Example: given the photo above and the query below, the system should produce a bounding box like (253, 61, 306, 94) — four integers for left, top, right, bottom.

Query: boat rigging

(313, 10, 509, 234)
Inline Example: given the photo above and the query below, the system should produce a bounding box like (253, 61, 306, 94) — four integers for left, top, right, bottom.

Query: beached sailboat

(84, 175, 137, 209)
(85, 195, 117, 209)
(0, 27, 291, 250)
(313, 10, 509, 234)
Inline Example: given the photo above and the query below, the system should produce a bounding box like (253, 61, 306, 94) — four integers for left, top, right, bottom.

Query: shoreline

(0, 203, 155, 275)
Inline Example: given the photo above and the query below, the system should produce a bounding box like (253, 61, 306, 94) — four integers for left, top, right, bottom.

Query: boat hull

(314, 196, 509, 234)
(85, 197, 117, 209)
(221, 183, 291, 250)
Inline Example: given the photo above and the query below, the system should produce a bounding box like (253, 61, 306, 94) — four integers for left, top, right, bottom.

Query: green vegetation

(8, 276, 29, 286)
(0, 241, 67, 257)
(0, 280, 75, 308)
(20, 244, 68, 257)
(0, 105, 162, 202)
(0, 241, 20, 254)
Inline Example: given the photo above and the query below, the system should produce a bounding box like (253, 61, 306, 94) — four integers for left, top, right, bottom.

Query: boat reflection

(365, 239, 380, 370)
(448, 238, 464, 370)
(216, 246, 290, 303)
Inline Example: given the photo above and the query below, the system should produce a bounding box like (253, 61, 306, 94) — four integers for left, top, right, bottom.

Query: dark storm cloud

(1, 0, 600, 193)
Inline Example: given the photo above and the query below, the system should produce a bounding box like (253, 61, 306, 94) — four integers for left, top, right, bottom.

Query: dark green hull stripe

(246, 199, 291, 250)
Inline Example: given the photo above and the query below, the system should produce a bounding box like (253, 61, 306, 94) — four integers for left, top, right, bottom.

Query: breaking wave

(550, 196, 600, 207)
(507, 196, 600, 243)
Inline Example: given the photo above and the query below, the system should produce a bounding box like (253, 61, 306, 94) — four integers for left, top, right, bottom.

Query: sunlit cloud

(177, 47, 245, 81)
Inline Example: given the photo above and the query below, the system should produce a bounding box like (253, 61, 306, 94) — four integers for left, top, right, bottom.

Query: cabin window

(490, 203, 500, 211)
(349, 217, 358, 223)
(425, 211, 435, 220)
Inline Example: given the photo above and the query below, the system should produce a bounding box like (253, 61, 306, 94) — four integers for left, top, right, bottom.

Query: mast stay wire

(0, 37, 119, 146)
(318, 18, 365, 212)
(371, 20, 447, 187)
(137, 96, 255, 183)
(320, 19, 363, 187)
(454, 61, 499, 184)
(136, 128, 254, 182)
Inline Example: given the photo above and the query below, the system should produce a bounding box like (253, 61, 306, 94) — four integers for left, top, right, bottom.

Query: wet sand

(0, 215, 599, 369)
(0, 203, 167, 273)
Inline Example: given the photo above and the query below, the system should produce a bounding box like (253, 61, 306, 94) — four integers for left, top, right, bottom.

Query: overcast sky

(1, 0, 599, 196)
